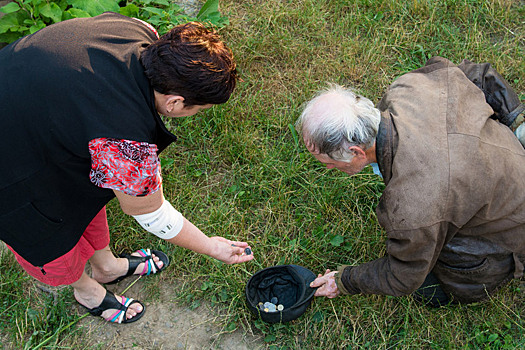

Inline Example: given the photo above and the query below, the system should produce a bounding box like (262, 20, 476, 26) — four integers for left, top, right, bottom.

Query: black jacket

(0, 13, 176, 266)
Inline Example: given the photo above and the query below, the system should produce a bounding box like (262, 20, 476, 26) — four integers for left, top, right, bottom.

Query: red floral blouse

(89, 138, 161, 196)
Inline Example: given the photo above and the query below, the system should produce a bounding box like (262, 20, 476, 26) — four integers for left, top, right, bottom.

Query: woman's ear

(166, 95, 185, 113)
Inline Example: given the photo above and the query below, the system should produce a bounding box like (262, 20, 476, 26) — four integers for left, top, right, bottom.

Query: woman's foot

(72, 273, 144, 323)
(91, 249, 168, 284)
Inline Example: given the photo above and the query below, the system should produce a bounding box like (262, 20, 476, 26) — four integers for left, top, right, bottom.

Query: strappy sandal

(106, 248, 170, 285)
(84, 289, 145, 324)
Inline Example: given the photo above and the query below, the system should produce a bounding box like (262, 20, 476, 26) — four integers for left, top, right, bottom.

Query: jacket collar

(375, 110, 398, 185)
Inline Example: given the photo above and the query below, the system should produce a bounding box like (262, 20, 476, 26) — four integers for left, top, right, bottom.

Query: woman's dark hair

(141, 22, 238, 106)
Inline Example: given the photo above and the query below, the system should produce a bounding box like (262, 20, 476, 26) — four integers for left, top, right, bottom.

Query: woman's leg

(71, 271, 143, 321)
(85, 208, 164, 283)
(89, 245, 164, 284)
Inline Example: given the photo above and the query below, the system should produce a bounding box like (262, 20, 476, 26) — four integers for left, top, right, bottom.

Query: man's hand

(310, 269, 340, 298)
(209, 236, 254, 264)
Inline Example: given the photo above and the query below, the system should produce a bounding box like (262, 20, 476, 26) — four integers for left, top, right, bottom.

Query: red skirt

(5, 207, 110, 286)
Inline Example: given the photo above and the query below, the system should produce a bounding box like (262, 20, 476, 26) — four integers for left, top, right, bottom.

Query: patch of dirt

(76, 279, 266, 350)
(0, 243, 265, 350)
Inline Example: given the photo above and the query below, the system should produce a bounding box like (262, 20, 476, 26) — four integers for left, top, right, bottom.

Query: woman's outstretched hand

(209, 236, 254, 264)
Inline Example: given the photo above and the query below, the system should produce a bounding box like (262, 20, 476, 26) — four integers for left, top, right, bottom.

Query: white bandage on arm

(132, 200, 184, 240)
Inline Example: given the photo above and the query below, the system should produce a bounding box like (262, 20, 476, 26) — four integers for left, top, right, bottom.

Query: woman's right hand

(209, 236, 254, 264)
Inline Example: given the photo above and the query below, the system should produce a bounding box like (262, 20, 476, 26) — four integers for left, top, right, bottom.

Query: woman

(0, 13, 253, 324)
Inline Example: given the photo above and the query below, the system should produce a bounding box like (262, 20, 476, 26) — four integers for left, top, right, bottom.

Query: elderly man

(297, 57, 525, 306)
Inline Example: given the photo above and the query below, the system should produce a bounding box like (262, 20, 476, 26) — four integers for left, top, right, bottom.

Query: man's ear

(348, 145, 366, 158)
(166, 95, 185, 113)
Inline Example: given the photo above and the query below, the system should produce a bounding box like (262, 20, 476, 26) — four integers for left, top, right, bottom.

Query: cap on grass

(245, 264, 317, 323)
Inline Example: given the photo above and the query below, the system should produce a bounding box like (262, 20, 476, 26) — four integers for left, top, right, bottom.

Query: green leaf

(373, 12, 384, 21)
(225, 322, 236, 332)
(29, 0, 46, 6)
(0, 31, 22, 43)
(5, 24, 18, 32)
(57, 0, 69, 11)
(29, 20, 46, 34)
(0, 12, 19, 28)
(264, 334, 276, 342)
(65, 8, 91, 18)
(146, 16, 162, 26)
(330, 235, 344, 247)
(219, 288, 228, 301)
(10, 25, 28, 32)
(488, 334, 499, 342)
(0, 23, 12, 34)
(343, 241, 353, 251)
(0, 2, 21, 14)
(39, 3, 63, 23)
(312, 311, 324, 322)
(203, 12, 221, 22)
(143, 7, 165, 16)
(198, 5, 229, 28)
(288, 123, 299, 148)
(66, 0, 119, 17)
(197, 0, 219, 19)
(150, 0, 169, 6)
(200, 281, 212, 291)
(189, 299, 201, 310)
(0, 22, 12, 34)
(119, 4, 139, 18)
(159, 156, 175, 169)
(166, 3, 182, 14)
(27, 308, 39, 321)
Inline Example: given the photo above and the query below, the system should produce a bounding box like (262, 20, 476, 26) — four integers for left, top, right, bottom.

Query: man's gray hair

(295, 84, 380, 162)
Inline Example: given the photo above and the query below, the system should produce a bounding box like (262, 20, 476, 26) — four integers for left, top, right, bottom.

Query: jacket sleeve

(457, 59, 524, 127)
(337, 222, 448, 296)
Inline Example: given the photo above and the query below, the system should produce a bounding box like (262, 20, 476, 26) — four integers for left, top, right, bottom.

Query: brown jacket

(337, 57, 525, 303)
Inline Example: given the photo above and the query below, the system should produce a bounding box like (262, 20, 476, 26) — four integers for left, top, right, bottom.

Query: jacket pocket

(433, 255, 514, 303)
(436, 258, 489, 275)
(0, 202, 64, 249)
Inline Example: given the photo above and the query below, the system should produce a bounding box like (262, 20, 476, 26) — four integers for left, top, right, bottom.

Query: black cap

(245, 264, 317, 324)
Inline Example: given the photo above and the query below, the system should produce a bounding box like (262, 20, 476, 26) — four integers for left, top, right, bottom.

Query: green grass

(1, 0, 524, 348)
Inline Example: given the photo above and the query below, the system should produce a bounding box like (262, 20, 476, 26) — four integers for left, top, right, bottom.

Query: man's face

(310, 152, 367, 176)
(305, 140, 368, 176)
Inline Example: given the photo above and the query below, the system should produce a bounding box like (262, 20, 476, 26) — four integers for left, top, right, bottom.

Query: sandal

(106, 248, 170, 285)
(84, 289, 145, 324)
